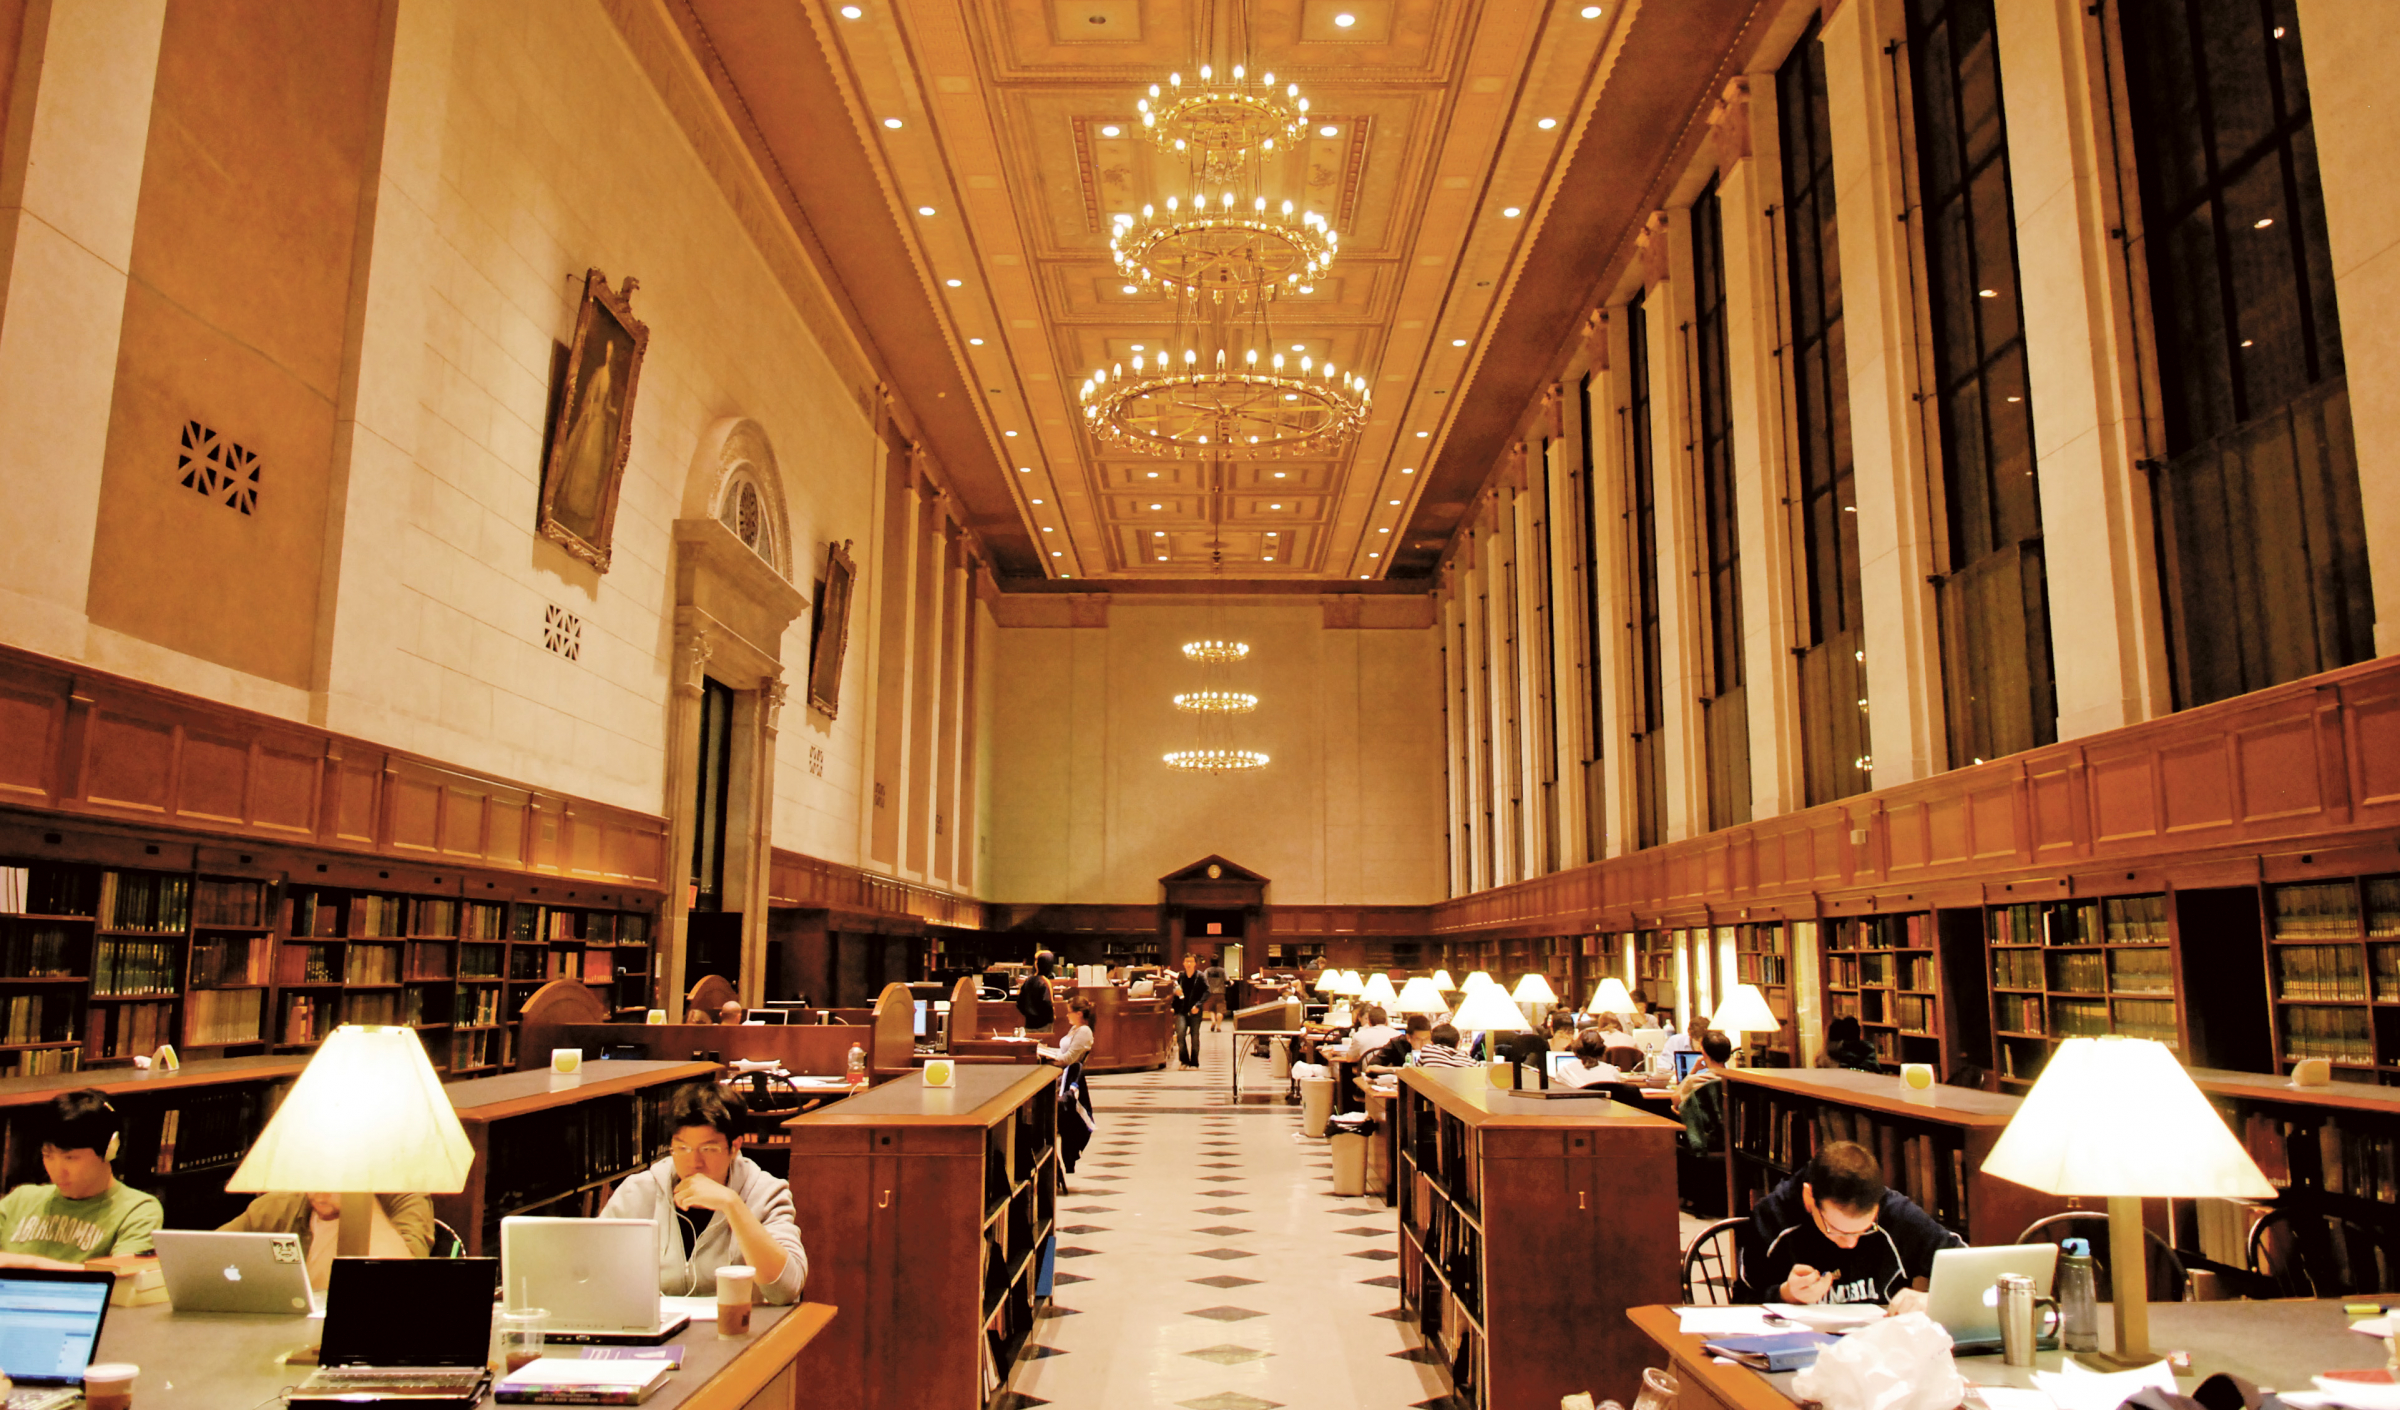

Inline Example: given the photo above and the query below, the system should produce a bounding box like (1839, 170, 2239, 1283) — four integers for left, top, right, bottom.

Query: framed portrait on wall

(808, 539, 857, 718)
(537, 268, 649, 572)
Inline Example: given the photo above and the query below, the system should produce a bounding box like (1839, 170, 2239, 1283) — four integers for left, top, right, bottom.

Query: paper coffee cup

(550, 1048, 583, 1074)
(716, 1266, 755, 1335)
(84, 1364, 137, 1410)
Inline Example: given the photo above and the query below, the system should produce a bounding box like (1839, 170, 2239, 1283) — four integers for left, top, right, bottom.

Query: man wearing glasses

(1738, 1141, 1961, 1308)
(599, 1083, 808, 1302)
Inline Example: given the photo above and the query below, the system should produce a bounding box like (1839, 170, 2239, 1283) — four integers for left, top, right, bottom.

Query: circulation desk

(781, 1065, 1060, 1410)
(1628, 1300, 2388, 1410)
(91, 1299, 835, 1410)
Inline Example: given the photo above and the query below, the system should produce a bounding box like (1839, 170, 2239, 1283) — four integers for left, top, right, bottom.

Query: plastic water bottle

(2058, 1236, 2099, 1353)
(846, 1042, 867, 1089)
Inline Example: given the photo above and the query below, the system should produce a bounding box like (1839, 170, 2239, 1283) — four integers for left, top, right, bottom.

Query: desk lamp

(1361, 972, 1399, 1007)
(1709, 984, 1779, 1064)
(227, 1024, 475, 1257)
(1512, 972, 1558, 1027)
(1449, 984, 1535, 1085)
(1980, 1036, 2272, 1369)
(1585, 976, 1636, 1019)
(1393, 976, 1447, 1018)
(1432, 970, 1456, 993)
(1461, 971, 1495, 994)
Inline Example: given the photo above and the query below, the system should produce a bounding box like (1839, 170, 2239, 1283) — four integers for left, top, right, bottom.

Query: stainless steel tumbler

(1997, 1272, 2061, 1367)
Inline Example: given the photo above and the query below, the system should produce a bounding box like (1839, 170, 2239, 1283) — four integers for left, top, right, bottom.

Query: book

(1700, 1331, 1837, 1371)
(495, 1357, 672, 1404)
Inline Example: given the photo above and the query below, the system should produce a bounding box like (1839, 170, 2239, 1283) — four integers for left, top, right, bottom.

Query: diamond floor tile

(1185, 1305, 1266, 1322)
(1188, 1274, 1260, 1289)
(1176, 1393, 1283, 1410)
(1183, 1344, 1274, 1365)
(1190, 1247, 1254, 1260)
(1193, 1225, 1250, 1237)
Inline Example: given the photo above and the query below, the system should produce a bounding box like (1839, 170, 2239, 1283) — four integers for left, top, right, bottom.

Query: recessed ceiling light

(1319, 125, 1339, 138)
(1452, 338, 1467, 347)
(1359, 574, 1369, 579)
(1154, 530, 1164, 536)
(917, 206, 937, 216)
(839, 3, 862, 15)
(1581, 4, 1602, 16)
(1031, 498, 1043, 504)
(1100, 125, 1121, 137)
(1369, 551, 1380, 557)
(1053, 551, 1063, 557)
(1150, 503, 1163, 509)
(883, 117, 903, 129)
(945, 278, 962, 287)
(1378, 527, 1390, 533)
(968, 337, 985, 346)
(1273, 471, 1286, 478)
(1122, 284, 1138, 294)
(1291, 344, 1305, 352)
(1146, 471, 1159, 477)
(1132, 343, 1146, 351)
(1537, 117, 1558, 130)
(1979, 288, 1997, 298)
(1263, 556, 1274, 562)
(1017, 465, 1030, 472)
(1270, 503, 1281, 509)
(1042, 526, 1052, 532)
(1402, 467, 1415, 473)
(1415, 431, 1429, 438)
(1334, 12, 1356, 26)
(1502, 207, 1522, 218)
(1005, 430, 1018, 437)
(1389, 500, 1400, 505)
(2254, 217, 2275, 229)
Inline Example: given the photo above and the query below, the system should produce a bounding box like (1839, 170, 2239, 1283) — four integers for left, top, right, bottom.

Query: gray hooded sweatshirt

(597, 1153, 808, 1304)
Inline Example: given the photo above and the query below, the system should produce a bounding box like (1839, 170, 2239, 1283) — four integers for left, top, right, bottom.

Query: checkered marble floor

(999, 1025, 1457, 1410)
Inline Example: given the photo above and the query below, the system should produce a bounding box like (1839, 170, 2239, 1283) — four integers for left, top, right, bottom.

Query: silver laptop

(154, 1230, 320, 1315)
(1926, 1244, 2060, 1351)
(501, 1216, 689, 1345)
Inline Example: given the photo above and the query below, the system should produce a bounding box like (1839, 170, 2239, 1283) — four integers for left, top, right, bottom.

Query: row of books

(2227, 1105, 2398, 1202)
(281, 943, 341, 984)
(0, 1045, 77, 1077)
(1994, 950, 2042, 990)
(192, 878, 268, 927)
(2045, 951, 2111, 995)
(95, 939, 179, 995)
(191, 935, 267, 987)
(1894, 995, 1933, 1034)
(0, 923, 77, 978)
(282, 994, 330, 1044)
(353, 894, 410, 938)
(347, 991, 401, 1025)
(3, 993, 67, 1045)
(2269, 879, 2400, 939)
(482, 1085, 677, 1216)
(145, 1087, 269, 1175)
(84, 1000, 174, 1060)
(1829, 913, 1930, 950)
(187, 989, 263, 1045)
(2110, 997, 2178, 1044)
(461, 987, 501, 1026)
(98, 872, 190, 933)
(2278, 944, 2369, 1002)
(349, 943, 400, 986)
(453, 1028, 505, 1069)
(2280, 1002, 2374, 1064)
(461, 943, 503, 978)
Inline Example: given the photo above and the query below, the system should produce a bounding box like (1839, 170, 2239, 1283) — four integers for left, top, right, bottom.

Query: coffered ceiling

(669, 0, 1758, 588)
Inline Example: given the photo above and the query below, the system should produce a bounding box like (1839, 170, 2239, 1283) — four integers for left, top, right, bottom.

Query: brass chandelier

(1136, 64, 1309, 178)
(1166, 625, 1265, 773)
(1110, 194, 1336, 305)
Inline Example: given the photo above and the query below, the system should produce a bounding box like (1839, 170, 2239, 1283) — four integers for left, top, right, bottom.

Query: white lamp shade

(1334, 970, 1360, 995)
(1461, 971, 1495, 994)
(1981, 1037, 2273, 1200)
(1449, 984, 1532, 1034)
(1511, 973, 1558, 1005)
(1432, 970, 1456, 992)
(227, 1025, 475, 1195)
(1361, 972, 1399, 1005)
(1586, 977, 1636, 1015)
(1394, 977, 1448, 1016)
(1314, 969, 1342, 993)
(1710, 984, 1780, 1035)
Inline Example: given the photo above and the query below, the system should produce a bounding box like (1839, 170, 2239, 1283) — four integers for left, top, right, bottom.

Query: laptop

(0, 1268, 114, 1410)
(289, 1258, 497, 1409)
(154, 1229, 319, 1316)
(501, 1217, 688, 1345)
(1672, 1049, 1706, 1081)
(1926, 1244, 2059, 1352)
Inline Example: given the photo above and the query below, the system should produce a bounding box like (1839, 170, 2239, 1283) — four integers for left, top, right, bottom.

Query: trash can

(1299, 1076, 1335, 1136)
(1270, 1037, 1292, 1082)
(1329, 1126, 1370, 1196)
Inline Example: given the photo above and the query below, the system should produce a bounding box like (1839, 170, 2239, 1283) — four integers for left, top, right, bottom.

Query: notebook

(0, 1268, 115, 1410)
(501, 1217, 688, 1345)
(153, 1229, 319, 1316)
(288, 1258, 498, 1409)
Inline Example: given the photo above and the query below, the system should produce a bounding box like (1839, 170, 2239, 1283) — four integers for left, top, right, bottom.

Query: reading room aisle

(997, 1024, 1457, 1410)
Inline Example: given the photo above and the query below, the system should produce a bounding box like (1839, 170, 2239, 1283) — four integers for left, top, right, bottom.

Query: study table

(92, 1300, 837, 1410)
(1627, 1300, 2390, 1410)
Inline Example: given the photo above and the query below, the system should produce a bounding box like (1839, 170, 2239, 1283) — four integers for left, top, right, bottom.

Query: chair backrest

(2248, 1206, 2400, 1298)
(1682, 1217, 1747, 1305)
(2016, 1212, 2188, 1303)
(1604, 1045, 1646, 1070)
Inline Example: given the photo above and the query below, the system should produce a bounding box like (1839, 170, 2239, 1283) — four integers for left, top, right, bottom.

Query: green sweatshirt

(0, 1180, 163, 1261)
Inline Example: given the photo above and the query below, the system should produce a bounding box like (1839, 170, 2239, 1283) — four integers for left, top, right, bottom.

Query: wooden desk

(93, 1298, 835, 1410)
(1398, 1068, 1682, 1409)
(0, 1055, 305, 1226)
(782, 1067, 1060, 1410)
(434, 1058, 719, 1254)
(1230, 1028, 1301, 1103)
(944, 982, 1172, 1074)
(1628, 1299, 2391, 1410)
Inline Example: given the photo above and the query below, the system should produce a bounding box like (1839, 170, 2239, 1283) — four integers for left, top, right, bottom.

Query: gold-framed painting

(537, 269, 649, 572)
(808, 539, 857, 718)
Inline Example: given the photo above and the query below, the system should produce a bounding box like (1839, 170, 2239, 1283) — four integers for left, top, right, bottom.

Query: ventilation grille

(178, 421, 259, 515)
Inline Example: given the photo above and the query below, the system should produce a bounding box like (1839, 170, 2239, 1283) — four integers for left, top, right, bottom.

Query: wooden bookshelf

(1984, 893, 2178, 1088)
(1719, 1067, 2064, 1247)
(1396, 1066, 1680, 1410)
(0, 1054, 305, 1227)
(1733, 922, 1795, 1064)
(2266, 877, 2398, 1081)
(782, 1067, 1059, 1410)
(1821, 911, 1943, 1073)
(1632, 928, 1674, 1013)
(431, 1057, 715, 1254)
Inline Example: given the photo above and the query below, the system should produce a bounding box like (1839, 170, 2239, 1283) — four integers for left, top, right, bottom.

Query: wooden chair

(2246, 1205, 2400, 1298)
(1683, 1217, 1748, 1305)
(1674, 1081, 1729, 1217)
(2016, 1212, 2188, 1302)
(1604, 1044, 1646, 1071)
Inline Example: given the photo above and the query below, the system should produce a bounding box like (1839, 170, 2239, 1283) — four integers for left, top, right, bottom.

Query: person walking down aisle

(1173, 954, 1207, 1067)
(1203, 958, 1228, 1032)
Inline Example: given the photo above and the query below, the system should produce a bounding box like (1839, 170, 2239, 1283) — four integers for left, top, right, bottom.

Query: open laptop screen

(321, 1258, 499, 1367)
(1672, 1049, 1704, 1081)
(0, 1270, 113, 1384)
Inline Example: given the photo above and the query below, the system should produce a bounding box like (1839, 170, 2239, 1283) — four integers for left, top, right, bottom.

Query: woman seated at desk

(1413, 1024, 1479, 1069)
(1039, 996, 1095, 1067)
(1553, 1029, 1622, 1088)
(598, 1082, 808, 1304)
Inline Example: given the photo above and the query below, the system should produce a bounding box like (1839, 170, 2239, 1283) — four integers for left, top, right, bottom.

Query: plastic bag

(1788, 1312, 1964, 1410)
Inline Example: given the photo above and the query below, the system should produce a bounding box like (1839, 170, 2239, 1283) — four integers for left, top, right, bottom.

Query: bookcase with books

(0, 864, 93, 1077)
(1396, 1066, 1679, 1409)
(1820, 912, 1944, 1073)
(2266, 878, 2398, 1080)
(1631, 929, 1675, 1012)
(1733, 923, 1795, 1065)
(1985, 893, 2178, 1087)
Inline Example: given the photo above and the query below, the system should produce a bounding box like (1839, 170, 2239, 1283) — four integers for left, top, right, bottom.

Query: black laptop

(0, 1267, 115, 1410)
(289, 1258, 499, 1409)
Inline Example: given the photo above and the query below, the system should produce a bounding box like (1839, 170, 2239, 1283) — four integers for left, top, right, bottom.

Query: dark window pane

(2199, 0, 2277, 165)
(1953, 1, 2004, 168)
(2222, 152, 2308, 416)
(1969, 162, 2023, 350)
(2288, 126, 2342, 379)
(2161, 202, 2237, 445)
(1985, 352, 2039, 547)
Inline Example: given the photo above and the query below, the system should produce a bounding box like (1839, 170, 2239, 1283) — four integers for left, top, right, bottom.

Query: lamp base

(2070, 1349, 2167, 1372)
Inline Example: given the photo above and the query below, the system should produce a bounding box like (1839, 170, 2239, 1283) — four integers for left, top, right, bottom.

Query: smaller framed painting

(808, 539, 857, 718)
(538, 269, 650, 572)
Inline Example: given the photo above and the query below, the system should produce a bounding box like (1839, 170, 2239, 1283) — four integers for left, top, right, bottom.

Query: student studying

(1737, 1140, 1963, 1307)
(595, 1082, 808, 1304)
(0, 1092, 163, 1270)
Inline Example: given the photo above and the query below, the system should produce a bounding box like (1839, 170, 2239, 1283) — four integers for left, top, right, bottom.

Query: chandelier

(1111, 195, 1335, 304)
(1165, 631, 1266, 773)
(1182, 639, 1249, 664)
(1137, 65, 1309, 179)
(1081, 331, 1370, 458)
(1165, 747, 1268, 772)
(1173, 689, 1257, 713)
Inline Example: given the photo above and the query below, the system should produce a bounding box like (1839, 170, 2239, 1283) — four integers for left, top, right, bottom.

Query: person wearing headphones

(0, 1090, 163, 1268)
(597, 1082, 806, 1303)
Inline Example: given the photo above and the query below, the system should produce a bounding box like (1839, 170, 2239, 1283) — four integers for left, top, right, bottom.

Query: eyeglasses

(670, 1141, 729, 1160)
(1818, 1210, 1880, 1240)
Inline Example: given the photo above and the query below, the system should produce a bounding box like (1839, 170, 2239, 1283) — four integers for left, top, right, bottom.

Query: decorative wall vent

(543, 605, 582, 660)
(178, 420, 259, 515)
(807, 746, 825, 777)
(873, 782, 886, 808)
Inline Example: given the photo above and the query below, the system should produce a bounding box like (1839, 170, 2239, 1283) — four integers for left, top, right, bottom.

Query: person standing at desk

(1172, 955, 1207, 1067)
(1016, 951, 1057, 1034)
(599, 1082, 807, 1303)
(0, 1091, 162, 1269)
(1738, 1140, 1961, 1307)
